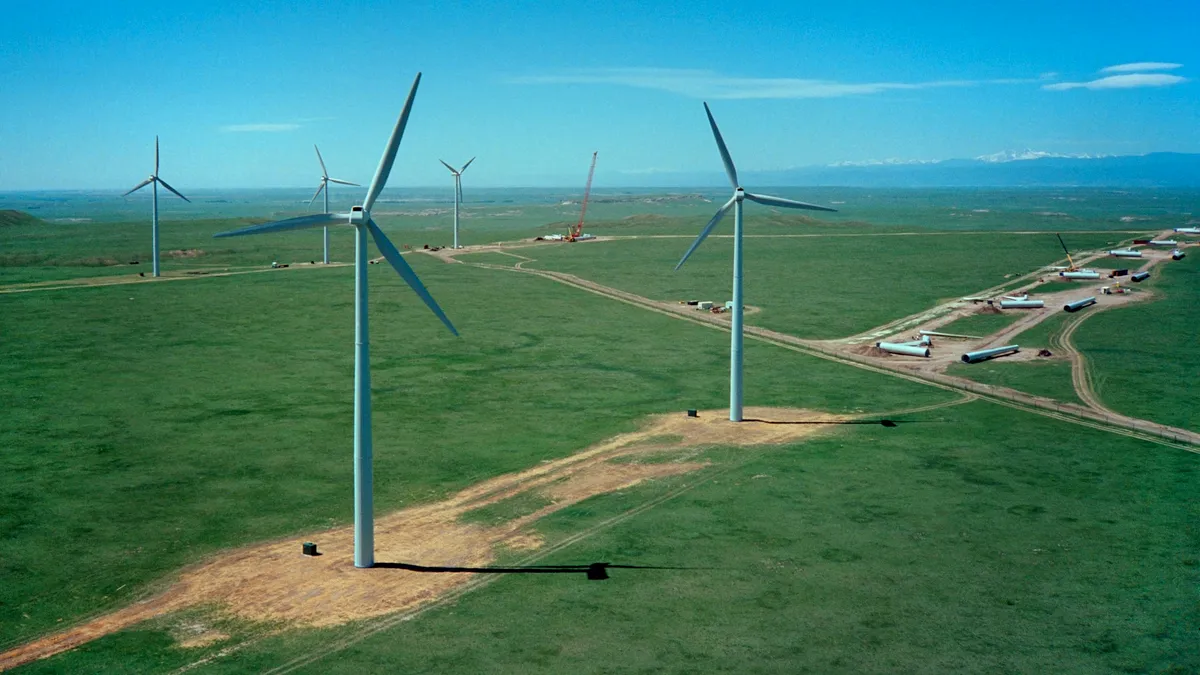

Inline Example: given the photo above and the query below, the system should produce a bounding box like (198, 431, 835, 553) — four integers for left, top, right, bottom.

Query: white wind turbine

(439, 157, 474, 249)
(214, 73, 456, 568)
(124, 137, 190, 277)
(675, 103, 837, 422)
(311, 145, 360, 264)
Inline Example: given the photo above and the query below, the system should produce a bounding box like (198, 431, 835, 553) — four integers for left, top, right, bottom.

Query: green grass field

(20, 403, 1198, 674)
(1073, 254, 1199, 432)
(0, 252, 953, 650)
(2, 201, 1196, 673)
(451, 251, 525, 266)
(947, 359, 1082, 405)
(523, 232, 1123, 339)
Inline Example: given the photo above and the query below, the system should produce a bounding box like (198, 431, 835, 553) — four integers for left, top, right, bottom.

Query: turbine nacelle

(674, 102, 835, 271)
(349, 205, 367, 225)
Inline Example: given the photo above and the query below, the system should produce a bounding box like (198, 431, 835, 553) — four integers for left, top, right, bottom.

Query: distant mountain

(0, 209, 43, 227)
(972, 148, 1112, 163)
(763, 152, 1200, 188)
(612, 152, 1200, 188)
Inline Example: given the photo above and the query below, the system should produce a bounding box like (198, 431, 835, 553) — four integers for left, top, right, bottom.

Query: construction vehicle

(566, 152, 597, 242)
(1056, 233, 1079, 271)
(1102, 283, 1128, 295)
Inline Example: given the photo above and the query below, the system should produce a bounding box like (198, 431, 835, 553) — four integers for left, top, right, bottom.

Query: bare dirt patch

(0, 407, 835, 671)
(163, 249, 205, 259)
(848, 345, 889, 358)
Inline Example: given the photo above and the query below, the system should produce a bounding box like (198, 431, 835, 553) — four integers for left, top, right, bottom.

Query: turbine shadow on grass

(742, 418, 918, 428)
(373, 561, 690, 581)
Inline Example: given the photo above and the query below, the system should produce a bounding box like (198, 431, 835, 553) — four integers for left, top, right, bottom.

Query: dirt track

(0, 407, 848, 671)
(0, 262, 352, 294)
(438, 237, 1199, 450)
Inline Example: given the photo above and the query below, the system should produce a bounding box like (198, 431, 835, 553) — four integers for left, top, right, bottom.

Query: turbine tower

(311, 145, 360, 264)
(214, 73, 456, 568)
(675, 103, 836, 422)
(439, 157, 474, 249)
(124, 137, 190, 277)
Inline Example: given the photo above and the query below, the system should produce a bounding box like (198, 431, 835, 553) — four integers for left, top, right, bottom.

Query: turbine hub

(734, 187, 745, 202)
(349, 206, 367, 225)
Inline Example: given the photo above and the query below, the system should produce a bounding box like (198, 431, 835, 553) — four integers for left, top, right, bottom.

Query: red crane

(568, 151, 597, 241)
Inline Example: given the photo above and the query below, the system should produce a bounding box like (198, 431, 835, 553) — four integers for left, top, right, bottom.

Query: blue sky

(1, 0, 1197, 189)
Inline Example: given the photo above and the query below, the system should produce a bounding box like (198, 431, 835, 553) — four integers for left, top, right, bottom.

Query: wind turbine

(675, 103, 837, 422)
(124, 137, 190, 277)
(438, 157, 474, 249)
(311, 145, 360, 264)
(214, 73, 457, 568)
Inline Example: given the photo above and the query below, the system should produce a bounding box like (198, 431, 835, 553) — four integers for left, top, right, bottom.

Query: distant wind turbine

(439, 157, 474, 249)
(214, 73, 457, 568)
(310, 145, 360, 264)
(124, 137, 190, 277)
(675, 103, 836, 422)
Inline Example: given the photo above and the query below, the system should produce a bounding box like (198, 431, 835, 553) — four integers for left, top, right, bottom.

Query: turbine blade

(460, 157, 475, 173)
(328, 178, 359, 186)
(367, 218, 458, 336)
(456, 180, 462, 204)
(744, 192, 836, 212)
(155, 177, 190, 203)
(364, 73, 421, 213)
(155, 136, 160, 175)
(314, 144, 328, 178)
(703, 102, 738, 188)
(310, 181, 326, 205)
(675, 196, 735, 271)
(213, 212, 343, 238)
(124, 178, 153, 196)
(439, 159, 457, 175)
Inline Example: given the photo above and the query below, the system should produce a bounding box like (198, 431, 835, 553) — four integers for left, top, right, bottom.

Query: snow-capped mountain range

(972, 149, 1114, 163)
(606, 152, 1200, 187)
(831, 149, 1114, 167)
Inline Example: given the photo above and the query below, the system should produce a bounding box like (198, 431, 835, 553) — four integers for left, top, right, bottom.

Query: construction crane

(567, 151, 597, 242)
(1056, 233, 1079, 271)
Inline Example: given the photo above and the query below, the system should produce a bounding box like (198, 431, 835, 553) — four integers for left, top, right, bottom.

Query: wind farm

(2, 4, 1199, 673)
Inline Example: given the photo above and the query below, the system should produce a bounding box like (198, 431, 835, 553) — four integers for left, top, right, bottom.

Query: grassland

(2, 195, 1196, 673)
(0, 252, 954, 650)
(947, 359, 1082, 405)
(1073, 254, 1199, 432)
(524, 232, 1123, 339)
(22, 402, 1198, 674)
(451, 251, 525, 267)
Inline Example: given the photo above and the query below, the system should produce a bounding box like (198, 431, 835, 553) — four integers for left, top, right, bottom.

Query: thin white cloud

(1101, 62, 1183, 73)
(1043, 73, 1187, 91)
(509, 68, 1037, 99)
(219, 123, 302, 132)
